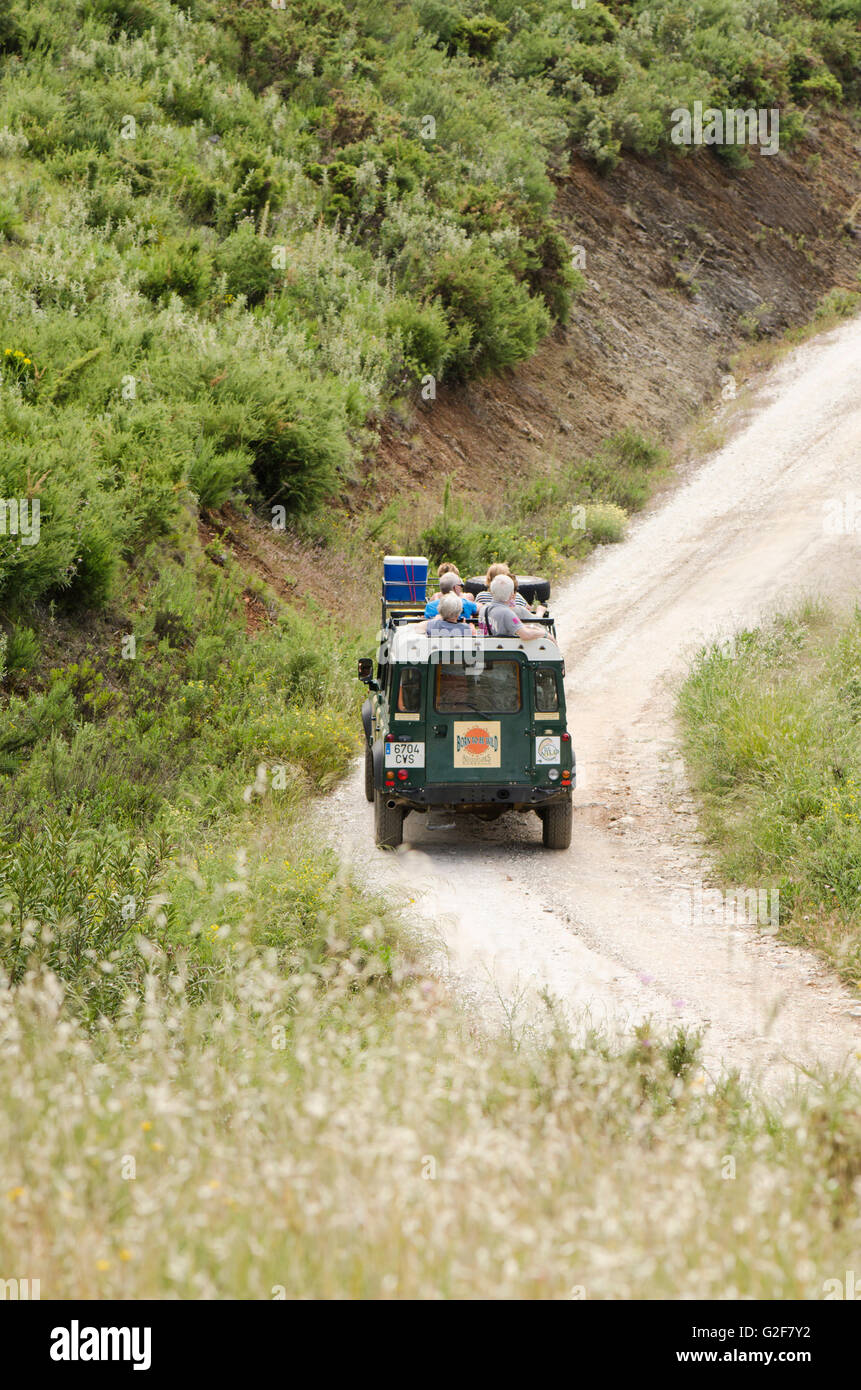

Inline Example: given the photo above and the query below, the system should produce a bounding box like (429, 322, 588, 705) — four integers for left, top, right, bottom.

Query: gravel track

(324, 318, 861, 1088)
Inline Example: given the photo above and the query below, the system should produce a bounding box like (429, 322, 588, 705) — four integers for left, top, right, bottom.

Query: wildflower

(141, 1121, 152, 1131)
(96, 1259, 111, 1272)
(6, 1186, 25, 1201)
(119, 1250, 133, 1262)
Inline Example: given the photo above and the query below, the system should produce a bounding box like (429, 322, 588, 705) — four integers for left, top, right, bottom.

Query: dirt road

(325, 317, 861, 1087)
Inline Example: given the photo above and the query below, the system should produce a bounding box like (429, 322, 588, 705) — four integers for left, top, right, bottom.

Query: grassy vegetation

(0, 1, 857, 616)
(400, 427, 667, 577)
(1, 0, 860, 1297)
(0, 516, 374, 1022)
(679, 603, 861, 988)
(3, 921, 861, 1298)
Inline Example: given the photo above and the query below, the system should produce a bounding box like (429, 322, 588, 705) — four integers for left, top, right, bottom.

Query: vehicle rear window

(534, 669, 559, 712)
(397, 667, 422, 713)
(434, 661, 521, 714)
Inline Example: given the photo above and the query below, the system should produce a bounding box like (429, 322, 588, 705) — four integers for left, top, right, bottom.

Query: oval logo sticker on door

(453, 721, 501, 768)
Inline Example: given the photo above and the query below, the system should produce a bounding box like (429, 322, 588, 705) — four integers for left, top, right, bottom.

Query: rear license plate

(385, 741, 425, 768)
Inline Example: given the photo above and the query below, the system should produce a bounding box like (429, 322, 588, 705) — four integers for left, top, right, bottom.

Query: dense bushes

(431, 246, 552, 377)
(0, 0, 851, 587)
(0, 0, 591, 552)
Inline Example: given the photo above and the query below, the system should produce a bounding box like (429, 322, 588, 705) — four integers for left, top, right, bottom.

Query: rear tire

(514, 575, 551, 606)
(364, 742, 375, 803)
(374, 790, 404, 848)
(542, 797, 572, 850)
(464, 574, 551, 605)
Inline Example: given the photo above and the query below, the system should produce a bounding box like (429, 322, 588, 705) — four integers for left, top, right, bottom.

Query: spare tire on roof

(464, 574, 550, 605)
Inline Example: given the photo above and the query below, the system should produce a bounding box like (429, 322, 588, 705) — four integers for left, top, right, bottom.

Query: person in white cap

(424, 569, 478, 621)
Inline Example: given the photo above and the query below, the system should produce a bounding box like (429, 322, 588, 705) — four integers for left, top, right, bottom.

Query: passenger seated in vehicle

(424, 593, 477, 635)
(425, 569, 478, 620)
(473, 562, 529, 608)
(482, 574, 543, 641)
(475, 563, 547, 621)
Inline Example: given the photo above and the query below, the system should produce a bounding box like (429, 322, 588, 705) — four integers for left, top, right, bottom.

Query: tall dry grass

(2, 889, 860, 1299)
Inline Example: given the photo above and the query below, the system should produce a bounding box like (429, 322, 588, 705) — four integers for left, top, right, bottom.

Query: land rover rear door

(424, 654, 529, 785)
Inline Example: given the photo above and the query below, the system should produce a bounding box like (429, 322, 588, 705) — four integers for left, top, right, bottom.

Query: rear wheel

(514, 575, 551, 606)
(374, 790, 404, 848)
(464, 574, 551, 605)
(542, 797, 572, 850)
(364, 742, 375, 803)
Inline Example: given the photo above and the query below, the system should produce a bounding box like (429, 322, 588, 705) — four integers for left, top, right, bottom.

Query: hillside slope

(374, 114, 861, 516)
(2, 0, 861, 1306)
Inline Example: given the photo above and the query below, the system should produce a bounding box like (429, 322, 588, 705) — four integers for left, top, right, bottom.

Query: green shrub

(580, 110, 622, 171)
(2, 622, 39, 677)
(451, 15, 508, 57)
(564, 429, 667, 514)
(167, 162, 225, 226)
(91, 0, 165, 36)
(0, 196, 24, 243)
(385, 298, 454, 378)
(584, 502, 627, 544)
(188, 442, 253, 511)
(65, 516, 121, 608)
(214, 223, 274, 306)
(815, 287, 860, 319)
(796, 68, 844, 102)
(137, 237, 213, 306)
(607, 426, 667, 473)
(0, 7, 21, 56)
(432, 246, 551, 377)
(564, 41, 624, 95)
(570, 1, 620, 45)
(205, 364, 354, 513)
(84, 178, 139, 231)
(420, 511, 522, 579)
(224, 151, 283, 230)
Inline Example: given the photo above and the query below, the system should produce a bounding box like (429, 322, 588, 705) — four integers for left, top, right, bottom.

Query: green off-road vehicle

(357, 558, 574, 849)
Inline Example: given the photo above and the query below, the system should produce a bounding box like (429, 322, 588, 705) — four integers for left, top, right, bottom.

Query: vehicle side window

(397, 667, 422, 713)
(534, 669, 559, 713)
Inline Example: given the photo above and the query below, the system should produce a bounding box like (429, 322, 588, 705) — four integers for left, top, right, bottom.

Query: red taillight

(561, 732, 571, 742)
(562, 771, 571, 782)
(397, 769, 408, 781)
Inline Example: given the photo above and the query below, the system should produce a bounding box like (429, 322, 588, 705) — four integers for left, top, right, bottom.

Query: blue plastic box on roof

(383, 555, 429, 603)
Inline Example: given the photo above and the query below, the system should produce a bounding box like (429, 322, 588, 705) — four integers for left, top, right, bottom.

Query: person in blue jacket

(425, 569, 478, 621)
(425, 593, 476, 635)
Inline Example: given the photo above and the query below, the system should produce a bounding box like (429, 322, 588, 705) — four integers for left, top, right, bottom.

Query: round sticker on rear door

(536, 736, 561, 765)
(453, 721, 501, 768)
